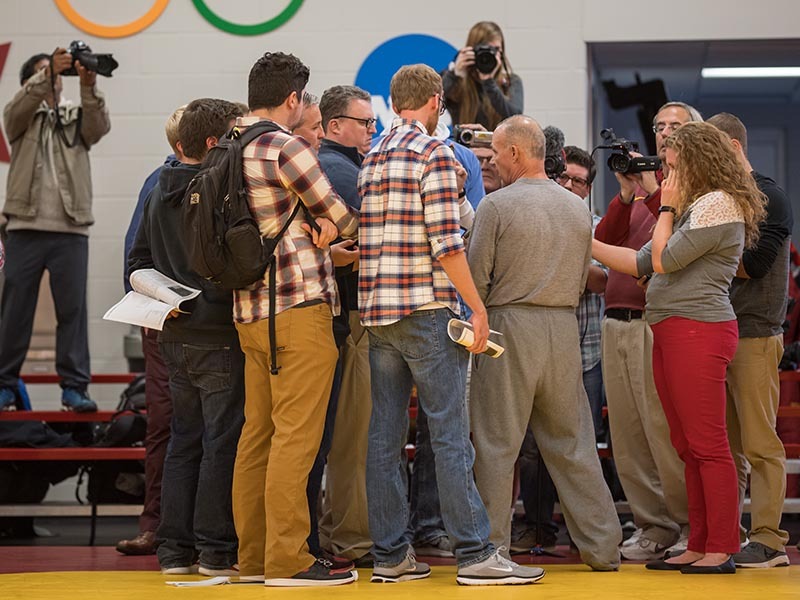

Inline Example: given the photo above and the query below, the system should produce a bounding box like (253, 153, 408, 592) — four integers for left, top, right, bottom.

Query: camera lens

(458, 129, 474, 145)
(607, 153, 631, 173)
(473, 45, 498, 74)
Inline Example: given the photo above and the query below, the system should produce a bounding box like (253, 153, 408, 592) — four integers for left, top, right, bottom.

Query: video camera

(62, 40, 119, 77)
(596, 128, 660, 175)
(453, 125, 493, 147)
(473, 44, 499, 74)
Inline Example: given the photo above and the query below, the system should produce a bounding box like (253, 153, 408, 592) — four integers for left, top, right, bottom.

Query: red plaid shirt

(358, 119, 464, 327)
(233, 117, 358, 324)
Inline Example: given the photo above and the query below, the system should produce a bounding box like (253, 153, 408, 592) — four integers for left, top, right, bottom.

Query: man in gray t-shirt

(467, 115, 621, 571)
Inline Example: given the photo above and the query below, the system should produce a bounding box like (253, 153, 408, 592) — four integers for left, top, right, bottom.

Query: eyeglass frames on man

(332, 115, 377, 128)
(652, 122, 684, 135)
(557, 173, 590, 188)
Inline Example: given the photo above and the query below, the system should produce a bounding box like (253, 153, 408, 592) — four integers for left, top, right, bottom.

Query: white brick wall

(0, 0, 797, 406)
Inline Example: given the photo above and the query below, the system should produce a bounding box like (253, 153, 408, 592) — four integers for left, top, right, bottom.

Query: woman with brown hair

(592, 121, 766, 574)
(441, 21, 523, 130)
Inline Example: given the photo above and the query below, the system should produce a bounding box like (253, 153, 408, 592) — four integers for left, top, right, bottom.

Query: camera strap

(48, 55, 83, 149)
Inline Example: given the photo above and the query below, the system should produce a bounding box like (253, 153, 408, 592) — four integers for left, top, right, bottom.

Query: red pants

(650, 317, 739, 554)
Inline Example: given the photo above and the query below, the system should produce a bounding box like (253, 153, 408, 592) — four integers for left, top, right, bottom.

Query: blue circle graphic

(355, 34, 457, 134)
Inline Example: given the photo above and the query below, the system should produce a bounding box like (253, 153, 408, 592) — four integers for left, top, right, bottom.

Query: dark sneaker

(116, 531, 158, 555)
(0, 387, 16, 411)
(315, 550, 355, 572)
(510, 528, 538, 554)
(733, 542, 790, 568)
(371, 550, 431, 583)
(415, 535, 454, 558)
(456, 550, 545, 586)
(61, 388, 97, 413)
(264, 561, 355, 587)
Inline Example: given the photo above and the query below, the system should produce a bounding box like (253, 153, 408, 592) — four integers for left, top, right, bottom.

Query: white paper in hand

(447, 319, 505, 358)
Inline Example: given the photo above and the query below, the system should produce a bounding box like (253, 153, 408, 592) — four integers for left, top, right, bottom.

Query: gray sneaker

(415, 536, 454, 558)
(456, 550, 545, 586)
(371, 550, 431, 583)
(733, 542, 790, 568)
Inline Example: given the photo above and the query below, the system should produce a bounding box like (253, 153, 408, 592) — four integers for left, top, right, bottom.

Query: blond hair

(165, 105, 186, 153)
(390, 64, 441, 112)
(664, 121, 766, 248)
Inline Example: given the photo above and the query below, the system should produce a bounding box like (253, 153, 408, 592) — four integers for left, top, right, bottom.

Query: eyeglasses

(652, 122, 684, 135)
(437, 94, 447, 116)
(333, 115, 377, 129)
(557, 173, 590, 188)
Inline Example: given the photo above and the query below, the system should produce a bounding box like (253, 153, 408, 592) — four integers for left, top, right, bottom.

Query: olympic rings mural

(53, 0, 305, 39)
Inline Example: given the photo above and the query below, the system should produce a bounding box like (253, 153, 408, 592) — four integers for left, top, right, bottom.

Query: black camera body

(453, 126, 493, 147)
(599, 128, 660, 175)
(62, 40, 119, 77)
(473, 44, 499, 74)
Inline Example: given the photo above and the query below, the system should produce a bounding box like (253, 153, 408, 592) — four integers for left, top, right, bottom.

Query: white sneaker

(199, 564, 239, 577)
(619, 535, 668, 561)
(664, 526, 689, 558)
(456, 550, 545, 586)
(371, 550, 430, 583)
(161, 564, 199, 575)
(621, 528, 644, 548)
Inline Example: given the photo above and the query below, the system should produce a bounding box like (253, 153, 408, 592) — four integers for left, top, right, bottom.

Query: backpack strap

(267, 200, 303, 375)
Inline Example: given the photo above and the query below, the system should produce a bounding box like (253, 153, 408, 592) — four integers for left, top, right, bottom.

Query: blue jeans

(583, 361, 606, 442)
(306, 349, 343, 555)
(410, 406, 446, 544)
(366, 308, 493, 568)
(157, 341, 245, 570)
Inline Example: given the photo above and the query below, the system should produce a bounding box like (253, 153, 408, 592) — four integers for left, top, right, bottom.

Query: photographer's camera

(453, 125, 493, 147)
(62, 40, 119, 77)
(598, 128, 660, 175)
(473, 44, 499, 74)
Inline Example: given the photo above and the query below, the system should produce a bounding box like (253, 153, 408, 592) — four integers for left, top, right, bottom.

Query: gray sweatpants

(470, 305, 621, 570)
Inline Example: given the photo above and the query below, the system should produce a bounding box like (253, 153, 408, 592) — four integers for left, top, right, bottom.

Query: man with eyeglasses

(358, 64, 543, 586)
(594, 101, 701, 561)
(313, 85, 376, 569)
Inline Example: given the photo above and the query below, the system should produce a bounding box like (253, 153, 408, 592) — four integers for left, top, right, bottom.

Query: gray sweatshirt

(636, 190, 745, 325)
(468, 178, 591, 308)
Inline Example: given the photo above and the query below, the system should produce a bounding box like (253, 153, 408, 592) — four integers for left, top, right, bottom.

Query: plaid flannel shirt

(358, 119, 464, 327)
(232, 117, 358, 324)
(577, 214, 605, 371)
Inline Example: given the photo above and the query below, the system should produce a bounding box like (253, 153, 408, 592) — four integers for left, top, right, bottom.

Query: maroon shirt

(595, 188, 661, 311)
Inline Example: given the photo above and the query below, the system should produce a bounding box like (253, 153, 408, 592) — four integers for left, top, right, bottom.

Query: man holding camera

(594, 102, 700, 560)
(0, 47, 110, 412)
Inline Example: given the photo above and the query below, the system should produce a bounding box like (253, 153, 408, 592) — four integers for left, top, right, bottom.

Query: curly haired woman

(592, 122, 766, 574)
(441, 21, 523, 130)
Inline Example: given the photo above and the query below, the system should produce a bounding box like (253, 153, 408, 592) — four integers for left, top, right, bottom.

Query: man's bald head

(495, 115, 545, 160)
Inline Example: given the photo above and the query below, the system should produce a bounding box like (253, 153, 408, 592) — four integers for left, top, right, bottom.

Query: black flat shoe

(680, 557, 736, 574)
(646, 559, 694, 571)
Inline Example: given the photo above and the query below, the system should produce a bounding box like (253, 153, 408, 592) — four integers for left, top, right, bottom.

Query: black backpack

(182, 120, 304, 290)
(182, 120, 315, 375)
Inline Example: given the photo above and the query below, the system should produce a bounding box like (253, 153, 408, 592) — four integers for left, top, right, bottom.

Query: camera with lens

(597, 128, 660, 174)
(62, 40, 119, 78)
(473, 44, 499, 74)
(453, 125, 493, 147)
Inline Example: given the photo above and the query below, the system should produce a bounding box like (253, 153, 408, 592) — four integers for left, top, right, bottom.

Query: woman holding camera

(442, 21, 523, 130)
(592, 122, 766, 574)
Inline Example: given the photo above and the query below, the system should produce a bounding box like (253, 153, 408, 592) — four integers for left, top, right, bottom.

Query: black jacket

(319, 140, 362, 346)
(127, 160, 238, 344)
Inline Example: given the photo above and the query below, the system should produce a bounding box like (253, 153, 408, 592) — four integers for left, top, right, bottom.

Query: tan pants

(318, 312, 373, 559)
(726, 335, 789, 551)
(232, 303, 338, 579)
(602, 317, 688, 545)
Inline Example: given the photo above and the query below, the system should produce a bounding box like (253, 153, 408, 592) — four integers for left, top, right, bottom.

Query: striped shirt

(577, 215, 605, 372)
(232, 117, 359, 324)
(358, 118, 464, 327)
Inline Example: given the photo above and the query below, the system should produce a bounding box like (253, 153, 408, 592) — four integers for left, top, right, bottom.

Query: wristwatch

(658, 205, 676, 215)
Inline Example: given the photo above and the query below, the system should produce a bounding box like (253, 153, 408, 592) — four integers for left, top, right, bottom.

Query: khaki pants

(318, 312, 373, 559)
(601, 317, 687, 545)
(232, 303, 338, 579)
(726, 335, 789, 551)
